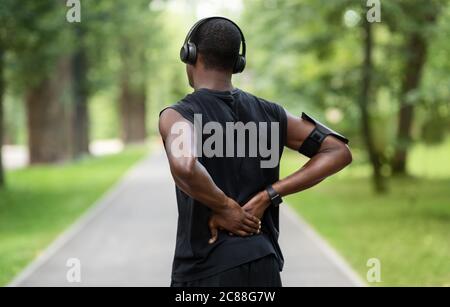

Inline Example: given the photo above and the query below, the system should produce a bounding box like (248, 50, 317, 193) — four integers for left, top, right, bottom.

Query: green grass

(0, 147, 147, 286)
(280, 142, 450, 286)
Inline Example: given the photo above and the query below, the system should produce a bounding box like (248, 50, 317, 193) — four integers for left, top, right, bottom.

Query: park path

(2, 139, 124, 170)
(9, 149, 364, 287)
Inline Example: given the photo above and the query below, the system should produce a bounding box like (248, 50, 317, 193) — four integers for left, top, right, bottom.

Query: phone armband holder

(298, 112, 349, 158)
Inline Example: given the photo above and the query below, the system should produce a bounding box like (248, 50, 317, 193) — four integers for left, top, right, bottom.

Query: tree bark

(391, 33, 427, 175)
(0, 46, 5, 187)
(118, 41, 147, 145)
(119, 78, 147, 144)
(359, 17, 386, 193)
(71, 26, 90, 158)
(391, 5, 439, 175)
(26, 57, 71, 164)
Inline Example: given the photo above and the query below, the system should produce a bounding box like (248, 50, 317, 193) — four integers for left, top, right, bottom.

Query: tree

(358, 13, 386, 192)
(242, 0, 450, 191)
(118, 39, 147, 144)
(0, 0, 22, 186)
(4, 1, 75, 164)
(68, 0, 120, 158)
(26, 56, 72, 164)
(0, 0, 67, 170)
(0, 44, 5, 187)
(112, 0, 152, 144)
(389, 1, 441, 175)
(243, 0, 388, 192)
(71, 25, 90, 158)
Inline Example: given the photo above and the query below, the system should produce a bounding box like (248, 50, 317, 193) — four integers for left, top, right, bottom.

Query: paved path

(2, 140, 123, 170)
(10, 150, 364, 287)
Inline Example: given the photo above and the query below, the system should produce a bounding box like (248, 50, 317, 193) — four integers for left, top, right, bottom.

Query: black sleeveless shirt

(161, 88, 287, 282)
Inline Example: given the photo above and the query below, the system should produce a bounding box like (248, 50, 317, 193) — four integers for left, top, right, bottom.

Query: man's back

(160, 16, 351, 287)
(163, 88, 287, 282)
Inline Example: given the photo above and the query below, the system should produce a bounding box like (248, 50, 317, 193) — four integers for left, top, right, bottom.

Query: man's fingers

(240, 224, 258, 234)
(209, 227, 218, 244)
(208, 221, 218, 244)
(245, 212, 261, 224)
(244, 212, 261, 230)
(243, 219, 260, 232)
(242, 204, 252, 212)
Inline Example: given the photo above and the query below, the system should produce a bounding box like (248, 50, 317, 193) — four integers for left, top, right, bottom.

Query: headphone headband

(180, 16, 247, 73)
(183, 16, 246, 58)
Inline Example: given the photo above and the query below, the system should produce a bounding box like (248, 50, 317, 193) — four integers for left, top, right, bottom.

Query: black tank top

(161, 88, 287, 282)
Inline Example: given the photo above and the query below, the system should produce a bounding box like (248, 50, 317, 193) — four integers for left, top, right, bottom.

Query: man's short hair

(191, 18, 242, 72)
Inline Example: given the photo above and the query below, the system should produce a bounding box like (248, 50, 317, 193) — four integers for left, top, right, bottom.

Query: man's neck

(194, 69, 233, 92)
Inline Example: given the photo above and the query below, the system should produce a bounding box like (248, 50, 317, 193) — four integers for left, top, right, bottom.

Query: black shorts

(170, 255, 282, 287)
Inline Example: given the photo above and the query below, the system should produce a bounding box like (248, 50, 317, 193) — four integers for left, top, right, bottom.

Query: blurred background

(0, 0, 449, 286)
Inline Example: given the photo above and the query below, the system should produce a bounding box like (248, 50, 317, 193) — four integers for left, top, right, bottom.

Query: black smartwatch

(265, 185, 283, 207)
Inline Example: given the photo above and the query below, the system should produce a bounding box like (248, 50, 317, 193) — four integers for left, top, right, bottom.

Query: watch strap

(266, 185, 282, 207)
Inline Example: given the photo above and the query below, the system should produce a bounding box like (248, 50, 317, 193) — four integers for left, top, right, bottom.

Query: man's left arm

(242, 110, 353, 218)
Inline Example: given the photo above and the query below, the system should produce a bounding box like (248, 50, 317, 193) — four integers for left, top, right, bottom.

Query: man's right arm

(243, 110, 352, 217)
(159, 108, 228, 212)
(159, 108, 261, 243)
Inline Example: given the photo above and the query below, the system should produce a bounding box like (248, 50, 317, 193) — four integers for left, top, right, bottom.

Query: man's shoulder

(238, 90, 285, 116)
(159, 94, 197, 122)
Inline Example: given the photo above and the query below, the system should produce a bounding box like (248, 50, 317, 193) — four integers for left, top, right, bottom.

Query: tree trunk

(391, 4, 439, 176)
(0, 46, 5, 187)
(391, 33, 427, 175)
(118, 40, 147, 145)
(26, 57, 71, 164)
(359, 17, 386, 193)
(71, 27, 90, 158)
(119, 78, 147, 144)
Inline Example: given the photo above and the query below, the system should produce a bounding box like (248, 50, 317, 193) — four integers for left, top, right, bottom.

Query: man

(159, 17, 352, 287)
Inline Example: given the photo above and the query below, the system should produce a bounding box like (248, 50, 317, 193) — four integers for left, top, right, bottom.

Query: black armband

(298, 112, 349, 158)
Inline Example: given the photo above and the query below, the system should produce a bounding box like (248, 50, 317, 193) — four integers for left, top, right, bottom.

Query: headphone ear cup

(186, 42, 197, 65)
(180, 42, 197, 65)
(233, 56, 246, 74)
(180, 44, 189, 63)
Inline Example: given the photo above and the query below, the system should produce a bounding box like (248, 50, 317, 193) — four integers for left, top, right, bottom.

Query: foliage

(280, 139, 450, 286)
(242, 0, 450, 174)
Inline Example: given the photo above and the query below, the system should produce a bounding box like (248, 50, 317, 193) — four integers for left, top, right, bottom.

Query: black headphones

(179, 16, 246, 74)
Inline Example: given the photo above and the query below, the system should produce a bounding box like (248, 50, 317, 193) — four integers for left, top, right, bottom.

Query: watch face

(272, 195, 282, 206)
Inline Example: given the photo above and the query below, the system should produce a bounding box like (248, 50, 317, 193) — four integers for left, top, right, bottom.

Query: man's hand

(208, 197, 261, 244)
(242, 190, 271, 220)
